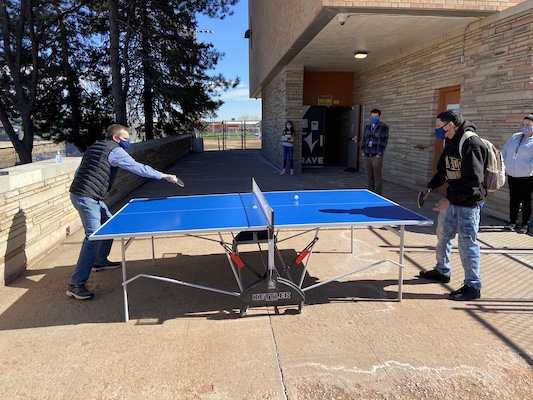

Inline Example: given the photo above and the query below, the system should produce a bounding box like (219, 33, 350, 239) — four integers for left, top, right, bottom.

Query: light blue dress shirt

(108, 147, 163, 180)
(501, 132, 533, 178)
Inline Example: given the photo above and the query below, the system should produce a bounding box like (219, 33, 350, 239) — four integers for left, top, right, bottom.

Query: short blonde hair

(106, 124, 129, 139)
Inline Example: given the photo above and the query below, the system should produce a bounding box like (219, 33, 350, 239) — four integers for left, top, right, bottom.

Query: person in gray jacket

(67, 124, 179, 300)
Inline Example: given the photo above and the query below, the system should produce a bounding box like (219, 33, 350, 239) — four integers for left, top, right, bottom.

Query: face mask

(521, 125, 533, 135)
(119, 139, 131, 149)
(370, 117, 379, 124)
(434, 126, 447, 140)
(286, 124, 292, 129)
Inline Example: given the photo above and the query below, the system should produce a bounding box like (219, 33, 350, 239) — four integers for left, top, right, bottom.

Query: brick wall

(248, 0, 323, 96)
(353, 3, 533, 220)
(0, 135, 192, 287)
(261, 66, 304, 171)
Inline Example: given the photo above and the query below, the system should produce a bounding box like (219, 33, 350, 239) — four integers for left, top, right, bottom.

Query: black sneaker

(66, 284, 94, 300)
(449, 285, 480, 301)
(92, 260, 121, 272)
(418, 269, 450, 283)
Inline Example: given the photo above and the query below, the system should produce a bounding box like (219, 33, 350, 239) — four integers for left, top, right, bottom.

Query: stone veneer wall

(0, 134, 192, 287)
(261, 66, 304, 172)
(353, 2, 533, 220)
(248, 0, 323, 97)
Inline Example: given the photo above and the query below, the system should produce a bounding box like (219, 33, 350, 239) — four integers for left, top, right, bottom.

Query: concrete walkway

(0, 149, 532, 399)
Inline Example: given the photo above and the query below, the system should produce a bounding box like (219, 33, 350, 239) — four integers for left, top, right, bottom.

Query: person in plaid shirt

(361, 109, 389, 195)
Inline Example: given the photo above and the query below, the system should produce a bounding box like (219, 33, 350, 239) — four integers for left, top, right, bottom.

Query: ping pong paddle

(176, 177, 185, 187)
(417, 191, 425, 209)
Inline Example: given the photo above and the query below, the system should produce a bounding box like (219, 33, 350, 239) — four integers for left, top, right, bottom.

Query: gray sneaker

(504, 223, 517, 231)
(66, 284, 94, 300)
(517, 225, 529, 234)
(92, 260, 121, 272)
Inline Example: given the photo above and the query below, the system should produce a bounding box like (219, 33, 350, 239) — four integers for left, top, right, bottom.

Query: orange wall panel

(303, 71, 355, 106)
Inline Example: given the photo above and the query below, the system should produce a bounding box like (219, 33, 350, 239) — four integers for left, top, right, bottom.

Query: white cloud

(211, 82, 261, 120)
(218, 83, 252, 101)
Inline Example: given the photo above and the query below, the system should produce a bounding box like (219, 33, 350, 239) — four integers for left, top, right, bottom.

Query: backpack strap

(458, 130, 478, 158)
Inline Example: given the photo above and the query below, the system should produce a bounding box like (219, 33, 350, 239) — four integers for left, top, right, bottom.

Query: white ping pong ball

(294, 195, 299, 200)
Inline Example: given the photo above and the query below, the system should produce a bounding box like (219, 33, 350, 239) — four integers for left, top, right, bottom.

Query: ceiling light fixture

(354, 52, 368, 59)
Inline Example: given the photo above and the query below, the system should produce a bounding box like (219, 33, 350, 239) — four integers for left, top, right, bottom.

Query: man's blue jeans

(434, 204, 481, 290)
(70, 194, 113, 285)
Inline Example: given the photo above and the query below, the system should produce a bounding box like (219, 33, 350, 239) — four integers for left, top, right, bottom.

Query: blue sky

(196, 0, 261, 121)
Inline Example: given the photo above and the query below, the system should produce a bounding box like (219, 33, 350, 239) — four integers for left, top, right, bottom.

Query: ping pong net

(233, 179, 274, 249)
(252, 178, 274, 229)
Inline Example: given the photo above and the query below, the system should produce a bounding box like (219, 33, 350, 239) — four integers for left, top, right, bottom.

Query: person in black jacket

(418, 110, 487, 300)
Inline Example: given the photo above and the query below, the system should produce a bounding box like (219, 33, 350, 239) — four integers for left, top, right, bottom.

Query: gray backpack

(459, 131, 506, 192)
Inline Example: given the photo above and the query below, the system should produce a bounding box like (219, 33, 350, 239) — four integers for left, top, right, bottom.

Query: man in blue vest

(67, 124, 179, 300)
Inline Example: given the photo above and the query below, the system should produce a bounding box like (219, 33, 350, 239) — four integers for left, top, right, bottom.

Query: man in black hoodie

(418, 110, 487, 300)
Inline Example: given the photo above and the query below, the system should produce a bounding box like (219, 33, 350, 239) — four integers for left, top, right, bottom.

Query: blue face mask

(370, 117, 379, 124)
(119, 139, 131, 149)
(434, 126, 447, 140)
(521, 125, 533, 135)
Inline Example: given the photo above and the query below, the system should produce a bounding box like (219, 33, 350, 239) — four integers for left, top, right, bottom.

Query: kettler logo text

(252, 292, 292, 302)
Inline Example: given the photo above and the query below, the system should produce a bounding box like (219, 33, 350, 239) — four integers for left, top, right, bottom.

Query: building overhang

(251, 7, 496, 98)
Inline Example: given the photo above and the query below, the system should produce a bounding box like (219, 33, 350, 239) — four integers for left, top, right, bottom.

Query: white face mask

(286, 124, 292, 129)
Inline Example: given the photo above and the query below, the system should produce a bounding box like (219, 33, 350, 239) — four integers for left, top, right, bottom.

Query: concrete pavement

(0, 149, 532, 399)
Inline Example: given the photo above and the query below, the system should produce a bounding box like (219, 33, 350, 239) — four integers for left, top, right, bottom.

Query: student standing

(280, 120, 295, 175)
(500, 114, 533, 234)
(361, 109, 389, 194)
(418, 110, 487, 301)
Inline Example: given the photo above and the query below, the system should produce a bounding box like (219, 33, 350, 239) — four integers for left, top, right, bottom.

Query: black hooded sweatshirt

(427, 120, 487, 207)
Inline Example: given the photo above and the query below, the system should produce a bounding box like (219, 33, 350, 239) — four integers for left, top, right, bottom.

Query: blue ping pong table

(91, 179, 432, 321)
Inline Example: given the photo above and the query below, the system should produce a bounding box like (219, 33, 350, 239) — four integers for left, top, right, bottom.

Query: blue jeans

(70, 194, 114, 285)
(282, 145, 293, 169)
(434, 204, 481, 289)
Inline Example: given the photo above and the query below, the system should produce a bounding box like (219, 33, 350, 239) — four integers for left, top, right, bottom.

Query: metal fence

(200, 133, 261, 151)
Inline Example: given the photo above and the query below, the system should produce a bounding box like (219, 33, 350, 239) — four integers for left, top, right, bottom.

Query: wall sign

(318, 96, 332, 106)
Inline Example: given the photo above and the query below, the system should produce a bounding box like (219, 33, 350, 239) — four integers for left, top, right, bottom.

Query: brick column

(261, 65, 304, 173)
